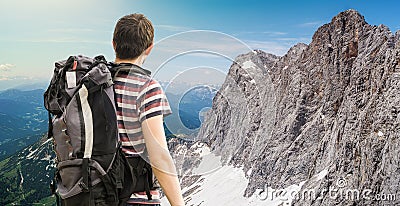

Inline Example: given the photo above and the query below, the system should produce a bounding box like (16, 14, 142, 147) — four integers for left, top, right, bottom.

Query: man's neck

(115, 53, 147, 66)
(114, 58, 142, 66)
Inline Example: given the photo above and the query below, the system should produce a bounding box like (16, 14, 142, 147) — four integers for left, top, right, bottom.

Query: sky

(0, 0, 399, 90)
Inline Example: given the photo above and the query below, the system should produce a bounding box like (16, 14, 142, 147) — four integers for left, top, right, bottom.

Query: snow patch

(171, 166, 253, 206)
(246, 168, 253, 176)
(162, 157, 306, 206)
(26, 147, 39, 159)
(190, 142, 211, 157)
(42, 137, 52, 145)
(378, 131, 384, 137)
(41, 154, 52, 161)
(19, 170, 24, 189)
(27, 138, 52, 159)
(316, 169, 329, 181)
(242, 60, 257, 69)
(175, 145, 187, 156)
(192, 152, 222, 175)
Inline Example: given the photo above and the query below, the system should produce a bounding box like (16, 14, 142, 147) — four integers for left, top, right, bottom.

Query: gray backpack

(44, 55, 134, 205)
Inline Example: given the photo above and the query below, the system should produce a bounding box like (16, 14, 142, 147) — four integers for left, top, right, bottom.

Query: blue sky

(0, 0, 399, 90)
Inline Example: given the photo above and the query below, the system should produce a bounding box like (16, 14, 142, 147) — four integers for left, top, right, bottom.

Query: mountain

(11, 81, 48, 91)
(3, 9, 399, 206)
(0, 135, 56, 205)
(165, 10, 400, 205)
(178, 85, 217, 128)
(0, 89, 47, 160)
(164, 84, 219, 138)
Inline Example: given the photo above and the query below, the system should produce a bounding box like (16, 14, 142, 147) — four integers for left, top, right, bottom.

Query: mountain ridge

(191, 9, 400, 205)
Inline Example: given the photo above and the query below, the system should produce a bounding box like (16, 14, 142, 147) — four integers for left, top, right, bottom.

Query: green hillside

(0, 136, 56, 205)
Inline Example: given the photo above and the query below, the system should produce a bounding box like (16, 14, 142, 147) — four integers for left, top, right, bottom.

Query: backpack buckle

(79, 182, 89, 192)
(106, 79, 113, 87)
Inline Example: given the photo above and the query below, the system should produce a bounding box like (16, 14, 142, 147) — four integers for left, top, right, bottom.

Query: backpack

(44, 55, 135, 206)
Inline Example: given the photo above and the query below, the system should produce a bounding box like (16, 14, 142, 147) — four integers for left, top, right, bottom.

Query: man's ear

(112, 41, 116, 51)
(144, 43, 154, 55)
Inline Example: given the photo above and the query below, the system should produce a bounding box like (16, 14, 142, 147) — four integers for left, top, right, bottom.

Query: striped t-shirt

(113, 63, 172, 204)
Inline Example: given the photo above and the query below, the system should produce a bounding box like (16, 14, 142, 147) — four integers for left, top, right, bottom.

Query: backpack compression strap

(137, 150, 153, 200)
(76, 84, 94, 192)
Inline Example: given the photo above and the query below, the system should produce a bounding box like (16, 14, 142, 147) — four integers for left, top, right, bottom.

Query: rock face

(196, 10, 400, 205)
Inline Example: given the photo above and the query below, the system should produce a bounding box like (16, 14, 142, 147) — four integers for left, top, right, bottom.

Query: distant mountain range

(0, 89, 48, 160)
(164, 85, 218, 138)
(0, 80, 48, 92)
(0, 82, 219, 160)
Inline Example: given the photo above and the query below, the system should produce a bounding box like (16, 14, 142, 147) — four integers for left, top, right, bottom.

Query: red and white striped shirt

(113, 64, 172, 205)
(114, 65, 172, 155)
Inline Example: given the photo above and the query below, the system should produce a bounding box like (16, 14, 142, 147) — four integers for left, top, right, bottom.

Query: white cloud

(236, 31, 287, 36)
(0, 75, 33, 81)
(274, 37, 310, 42)
(0, 64, 15, 72)
(47, 28, 95, 33)
(150, 31, 254, 66)
(243, 40, 292, 56)
(262, 31, 287, 35)
(185, 52, 222, 58)
(245, 37, 313, 56)
(154, 24, 192, 32)
(17, 38, 109, 44)
(297, 21, 323, 28)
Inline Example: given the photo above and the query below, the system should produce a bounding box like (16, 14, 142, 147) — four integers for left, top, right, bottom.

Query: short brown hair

(113, 13, 154, 60)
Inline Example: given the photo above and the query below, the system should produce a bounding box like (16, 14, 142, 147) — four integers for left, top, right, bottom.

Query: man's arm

(141, 115, 185, 206)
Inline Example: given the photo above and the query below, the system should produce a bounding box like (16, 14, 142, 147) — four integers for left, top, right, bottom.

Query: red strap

(72, 60, 77, 70)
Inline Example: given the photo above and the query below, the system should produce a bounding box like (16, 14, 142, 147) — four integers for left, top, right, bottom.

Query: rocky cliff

(193, 9, 400, 205)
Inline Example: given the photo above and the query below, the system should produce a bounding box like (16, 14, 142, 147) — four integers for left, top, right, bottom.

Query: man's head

(113, 13, 154, 61)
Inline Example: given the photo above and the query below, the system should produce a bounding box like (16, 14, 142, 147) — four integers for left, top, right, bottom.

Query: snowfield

(161, 152, 308, 206)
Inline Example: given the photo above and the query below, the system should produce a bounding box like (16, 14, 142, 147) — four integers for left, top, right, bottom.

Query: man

(112, 13, 185, 206)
